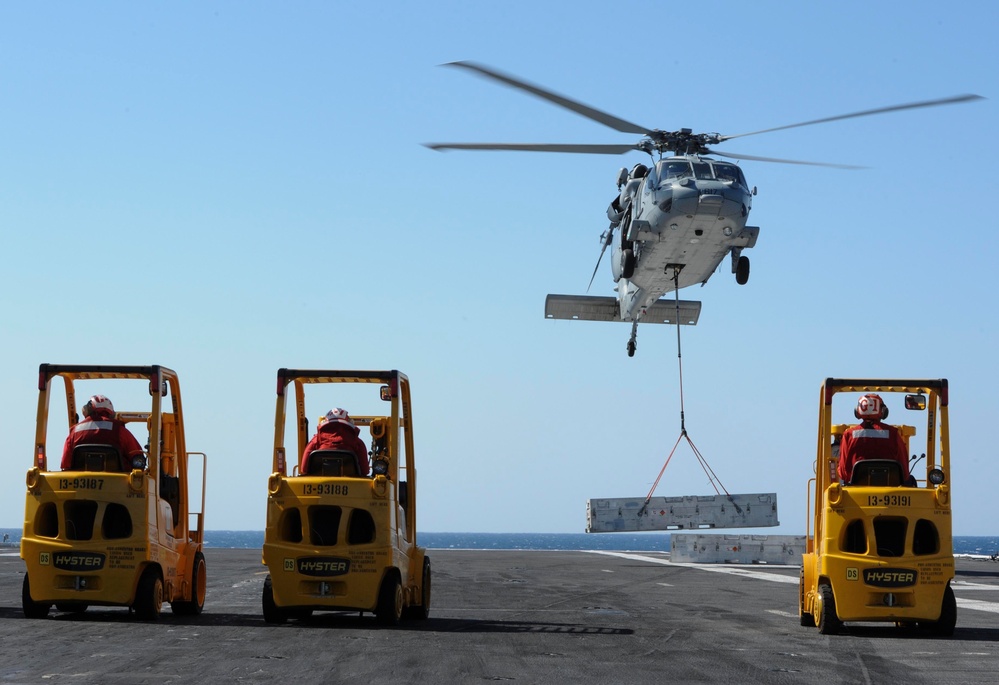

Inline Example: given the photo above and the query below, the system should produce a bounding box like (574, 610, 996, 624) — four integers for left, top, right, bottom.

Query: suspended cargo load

(586, 493, 779, 533)
(671, 533, 805, 564)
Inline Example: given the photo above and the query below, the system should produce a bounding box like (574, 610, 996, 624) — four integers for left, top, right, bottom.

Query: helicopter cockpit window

(660, 160, 691, 182)
(713, 163, 746, 186)
(644, 165, 659, 191)
(692, 162, 713, 180)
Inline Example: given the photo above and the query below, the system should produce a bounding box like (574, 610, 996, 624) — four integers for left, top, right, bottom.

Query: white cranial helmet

(324, 407, 358, 433)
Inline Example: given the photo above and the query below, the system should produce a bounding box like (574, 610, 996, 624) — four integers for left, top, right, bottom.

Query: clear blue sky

(1, 1, 996, 535)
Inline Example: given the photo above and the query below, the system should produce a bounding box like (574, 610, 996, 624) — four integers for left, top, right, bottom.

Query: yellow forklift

(262, 369, 430, 624)
(799, 378, 955, 635)
(21, 364, 207, 619)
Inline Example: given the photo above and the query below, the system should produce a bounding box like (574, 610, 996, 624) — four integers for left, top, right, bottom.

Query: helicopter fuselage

(432, 60, 982, 356)
(610, 155, 759, 321)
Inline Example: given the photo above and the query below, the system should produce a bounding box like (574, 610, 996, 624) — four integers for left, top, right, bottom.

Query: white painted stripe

(956, 598, 999, 614)
(951, 581, 999, 591)
(585, 550, 799, 584)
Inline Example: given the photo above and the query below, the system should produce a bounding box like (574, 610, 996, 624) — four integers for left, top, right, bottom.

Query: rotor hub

(645, 130, 723, 155)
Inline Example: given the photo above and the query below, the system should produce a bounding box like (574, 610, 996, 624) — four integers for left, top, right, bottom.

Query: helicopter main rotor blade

(425, 142, 641, 154)
(707, 148, 866, 170)
(444, 61, 653, 136)
(720, 94, 984, 142)
(587, 227, 615, 292)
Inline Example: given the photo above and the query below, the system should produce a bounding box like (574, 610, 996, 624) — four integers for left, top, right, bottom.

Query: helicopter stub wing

(545, 295, 701, 325)
(642, 298, 702, 325)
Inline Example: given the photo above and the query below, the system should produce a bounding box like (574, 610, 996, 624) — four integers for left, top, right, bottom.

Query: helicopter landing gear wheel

(736, 255, 750, 285)
(627, 340, 636, 357)
(627, 322, 638, 357)
(622, 248, 636, 280)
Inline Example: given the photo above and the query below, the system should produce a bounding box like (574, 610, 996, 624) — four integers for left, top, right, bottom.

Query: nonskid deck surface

(2, 549, 998, 683)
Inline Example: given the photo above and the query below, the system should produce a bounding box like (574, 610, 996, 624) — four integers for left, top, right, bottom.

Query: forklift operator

(837, 393, 911, 485)
(300, 407, 370, 476)
(60, 394, 144, 471)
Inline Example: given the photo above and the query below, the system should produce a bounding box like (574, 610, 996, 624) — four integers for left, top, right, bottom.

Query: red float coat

(60, 412, 144, 471)
(300, 422, 369, 476)
(837, 420, 910, 483)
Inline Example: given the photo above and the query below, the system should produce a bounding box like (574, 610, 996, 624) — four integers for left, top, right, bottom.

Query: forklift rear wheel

(920, 585, 957, 636)
(798, 569, 813, 627)
(134, 566, 164, 620)
(262, 575, 288, 625)
(376, 573, 403, 626)
(403, 558, 432, 620)
(817, 583, 841, 635)
(171, 551, 207, 616)
(22, 575, 51, 619)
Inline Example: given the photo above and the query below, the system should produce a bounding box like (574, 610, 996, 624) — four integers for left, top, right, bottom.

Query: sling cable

(637, 265, 741, 518)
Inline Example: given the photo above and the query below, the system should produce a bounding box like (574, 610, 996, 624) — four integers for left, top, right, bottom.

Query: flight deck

(1, 549, 997, 683)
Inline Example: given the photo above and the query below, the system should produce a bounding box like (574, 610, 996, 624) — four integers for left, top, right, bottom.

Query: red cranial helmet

(855, 393, 888, 421)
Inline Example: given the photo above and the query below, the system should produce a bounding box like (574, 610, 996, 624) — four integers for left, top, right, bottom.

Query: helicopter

(425, 61, 982, 356)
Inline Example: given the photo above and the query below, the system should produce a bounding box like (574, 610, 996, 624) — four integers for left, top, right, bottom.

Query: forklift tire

(134, 566, 164, 621)
(817, 583, 841, 635)
(798, 569, 813, 627)
(171, 551, 207, 616)
(403, 557, 432, 621)
(262, 575, 288, 625)
(22, 575, 51, 619)
(920, 585, 957, 636)
(375, 572, 403, 626)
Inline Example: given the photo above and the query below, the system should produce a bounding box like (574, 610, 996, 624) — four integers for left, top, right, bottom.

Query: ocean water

(3, 529, 996, 556)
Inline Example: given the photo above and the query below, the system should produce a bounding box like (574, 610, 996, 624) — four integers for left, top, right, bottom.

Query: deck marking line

(584, 551, 798, 584)
(956, 597, 999, 614)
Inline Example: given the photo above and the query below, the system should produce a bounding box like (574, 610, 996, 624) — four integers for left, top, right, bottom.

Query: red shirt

(838, 421, 910, 483)
(60, 413, 144, 471)
(300, 423, 369, 476)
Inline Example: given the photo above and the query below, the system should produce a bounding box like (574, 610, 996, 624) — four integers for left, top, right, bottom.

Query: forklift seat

(70, 444, 123, 472)
(304, 449, 361, 478)
(849, 459, 902, 487)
